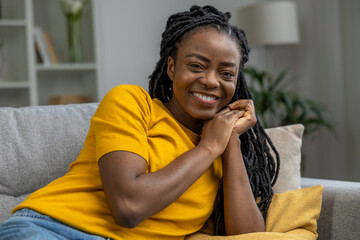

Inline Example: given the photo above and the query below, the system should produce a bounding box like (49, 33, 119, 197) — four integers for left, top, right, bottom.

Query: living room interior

(1, 0, 358, 183)
(0, 1, 359, 239)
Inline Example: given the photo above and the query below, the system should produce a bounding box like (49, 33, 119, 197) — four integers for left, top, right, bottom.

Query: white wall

(96, 0, 190, 97)
(96, 0, 266, 98)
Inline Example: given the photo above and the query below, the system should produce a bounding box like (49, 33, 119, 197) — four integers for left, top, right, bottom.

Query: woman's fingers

(229, 100, 255, 119)
(218, 106, 246, 118)
(228, 100, 255, 113)
(227, 110, 245, 123)
(217, 107, 231, 115)
(227, 100, 257, 136)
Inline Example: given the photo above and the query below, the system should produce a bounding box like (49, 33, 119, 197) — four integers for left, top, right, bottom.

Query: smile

(192, 93, 218, 103)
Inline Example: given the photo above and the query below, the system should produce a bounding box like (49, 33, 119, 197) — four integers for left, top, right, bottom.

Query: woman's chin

(191, 111, 218, 121)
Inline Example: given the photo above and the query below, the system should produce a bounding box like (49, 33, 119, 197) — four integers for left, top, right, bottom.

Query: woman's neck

(163, 102, 204, 134)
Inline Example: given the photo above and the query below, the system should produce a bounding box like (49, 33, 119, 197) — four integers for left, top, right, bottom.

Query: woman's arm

(99, 146, 216, 228)
(222, 135, 265, 235)
(99, 108, 242, 228)
(222, 100, 265, 235)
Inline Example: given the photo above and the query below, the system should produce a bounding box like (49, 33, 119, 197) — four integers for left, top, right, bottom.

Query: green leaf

(279, 92, 294, 112)
(270, 68, 288, 91)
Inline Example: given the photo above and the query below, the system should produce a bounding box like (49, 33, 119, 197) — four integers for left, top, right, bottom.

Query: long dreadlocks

(148, 5, 280, 235)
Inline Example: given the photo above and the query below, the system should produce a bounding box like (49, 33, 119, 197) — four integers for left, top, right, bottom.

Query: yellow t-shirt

(14, 85, 223, 240)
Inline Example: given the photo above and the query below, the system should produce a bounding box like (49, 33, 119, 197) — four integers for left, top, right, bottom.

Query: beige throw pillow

(265, 124, 304, 193)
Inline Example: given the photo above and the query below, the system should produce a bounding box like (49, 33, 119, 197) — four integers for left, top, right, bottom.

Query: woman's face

(166, 28, 241, 132)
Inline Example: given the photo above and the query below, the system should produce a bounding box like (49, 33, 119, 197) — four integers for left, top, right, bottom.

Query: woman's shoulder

(102, 84, 151, 104)
(98, 85, 153, 116)
(108, 84, 149, 97)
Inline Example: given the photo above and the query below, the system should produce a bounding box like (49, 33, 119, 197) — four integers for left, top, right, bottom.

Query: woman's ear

(167, 56, 175, 81)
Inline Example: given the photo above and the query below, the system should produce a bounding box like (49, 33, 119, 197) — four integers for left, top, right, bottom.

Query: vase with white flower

(60, 0, 89, 63)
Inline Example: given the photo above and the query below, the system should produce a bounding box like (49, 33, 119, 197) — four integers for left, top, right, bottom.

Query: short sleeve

(91, 85, 151, 163)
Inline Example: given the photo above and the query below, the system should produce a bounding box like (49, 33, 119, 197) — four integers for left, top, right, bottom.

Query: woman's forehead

(178, 28, 241, 63)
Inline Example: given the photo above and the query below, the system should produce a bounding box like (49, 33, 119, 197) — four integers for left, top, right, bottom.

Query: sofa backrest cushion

(0, 103, 98, 197)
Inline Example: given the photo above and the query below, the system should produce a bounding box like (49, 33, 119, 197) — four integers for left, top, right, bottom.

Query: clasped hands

(200, 99, 257, 155)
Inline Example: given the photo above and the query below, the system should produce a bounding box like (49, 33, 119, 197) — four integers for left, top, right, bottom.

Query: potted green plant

(244, 67, 333, 135)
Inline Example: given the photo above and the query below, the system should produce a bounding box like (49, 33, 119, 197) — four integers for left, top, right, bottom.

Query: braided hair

(148, 5, 280, 235)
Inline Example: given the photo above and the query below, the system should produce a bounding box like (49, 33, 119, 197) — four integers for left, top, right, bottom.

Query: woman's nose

(199, 71, 220, 89)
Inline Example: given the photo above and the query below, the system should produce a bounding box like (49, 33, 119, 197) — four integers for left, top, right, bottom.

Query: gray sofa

(0, 103, 359, 239)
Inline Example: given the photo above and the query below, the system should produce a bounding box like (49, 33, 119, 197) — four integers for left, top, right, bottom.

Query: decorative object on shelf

(34, 27, 51, 65)
(244, 67, 333, 135)
(49, 95, 89, 105)
(60, 0, 89, 63)
(0, 40, 7, 81)
(34, 27, 59, 65)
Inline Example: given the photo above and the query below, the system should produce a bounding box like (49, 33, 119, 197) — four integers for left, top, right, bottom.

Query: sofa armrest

(301, 177, 360, 240)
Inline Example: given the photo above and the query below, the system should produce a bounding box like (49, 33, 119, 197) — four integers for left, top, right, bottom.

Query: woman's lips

(192, 92, 218, 104)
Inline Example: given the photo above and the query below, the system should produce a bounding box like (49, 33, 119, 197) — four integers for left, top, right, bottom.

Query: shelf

(0, 81, 29, 89)
(0, 0, 98, 107)
(0, 20, 26, 27)
(36, 63, 97, 71)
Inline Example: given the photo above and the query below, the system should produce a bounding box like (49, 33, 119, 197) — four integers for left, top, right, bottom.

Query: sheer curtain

(270, 0, 360, 181)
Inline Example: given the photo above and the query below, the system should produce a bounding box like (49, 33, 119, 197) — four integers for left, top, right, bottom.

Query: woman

(0, 5, 279, 240)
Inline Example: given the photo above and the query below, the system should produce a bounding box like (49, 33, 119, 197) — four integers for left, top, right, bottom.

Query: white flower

(71, 1, 83, 14)
(60, 0, 88, 15)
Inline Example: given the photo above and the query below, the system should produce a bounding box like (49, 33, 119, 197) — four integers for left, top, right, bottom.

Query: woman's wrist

(222, 134, 241, 158)
(196, 141, 222, 159)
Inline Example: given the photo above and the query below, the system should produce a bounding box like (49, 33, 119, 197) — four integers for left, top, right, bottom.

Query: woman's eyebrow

(185, 53, 237, 67)
(185, 53, 210, 63)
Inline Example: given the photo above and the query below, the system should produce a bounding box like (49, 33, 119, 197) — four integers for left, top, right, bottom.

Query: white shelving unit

(0, 0, 100, 107)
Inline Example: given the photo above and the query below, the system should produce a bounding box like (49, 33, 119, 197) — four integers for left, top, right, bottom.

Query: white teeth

(193, 93, 216, 102)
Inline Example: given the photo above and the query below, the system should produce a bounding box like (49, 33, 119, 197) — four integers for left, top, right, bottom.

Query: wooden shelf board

(0, 81, 29, 89)
(36, 63, 96, 71)
(0, 20, 26, 27)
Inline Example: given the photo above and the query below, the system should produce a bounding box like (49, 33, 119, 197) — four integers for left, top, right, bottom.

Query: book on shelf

(43, 31, 58, 64)
(33, 27, 58, 65)
(34, 27, 50, 65)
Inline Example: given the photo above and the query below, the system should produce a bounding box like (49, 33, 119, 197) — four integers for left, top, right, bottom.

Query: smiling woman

(0, 5, 279, 240)
(147, 5, 280, 236)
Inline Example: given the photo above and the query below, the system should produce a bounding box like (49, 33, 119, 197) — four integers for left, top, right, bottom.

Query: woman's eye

(190, 63, 202, 69)
(221, 72, 234, 78)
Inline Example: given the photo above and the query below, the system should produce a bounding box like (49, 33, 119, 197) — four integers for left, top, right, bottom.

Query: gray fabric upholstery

(0, 103, 98, 222)
(0, 195, 28, 221)
(0, 103, 359, 240)
(301, 177, 360, 240)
